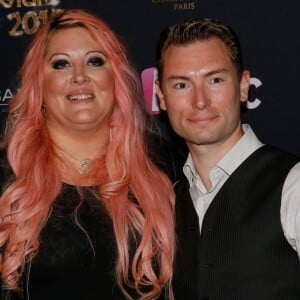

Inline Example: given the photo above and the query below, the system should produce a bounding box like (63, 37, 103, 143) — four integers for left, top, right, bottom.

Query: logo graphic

(0, 88, 13, 103)
(247, 77, 262, 109)
(151, 0, 196, 11)
(2, 0, 63, 37)
(141, 67, 160, 115)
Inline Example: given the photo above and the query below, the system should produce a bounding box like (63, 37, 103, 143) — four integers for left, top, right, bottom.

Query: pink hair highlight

(0, 10, 175, 300)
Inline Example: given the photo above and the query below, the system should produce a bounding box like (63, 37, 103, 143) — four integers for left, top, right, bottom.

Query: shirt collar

(183, 124, 264, 185)
(218, 124, 263, 175)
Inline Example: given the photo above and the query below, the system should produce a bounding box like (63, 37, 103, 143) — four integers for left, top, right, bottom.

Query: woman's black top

(0, 153, 168, 300)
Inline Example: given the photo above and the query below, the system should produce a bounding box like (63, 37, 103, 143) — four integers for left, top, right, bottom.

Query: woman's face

(42, 26, 116, 134)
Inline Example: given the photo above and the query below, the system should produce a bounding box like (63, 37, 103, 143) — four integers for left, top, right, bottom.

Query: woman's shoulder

(0, 147, 7, 162)
(148, 132, 188, 183)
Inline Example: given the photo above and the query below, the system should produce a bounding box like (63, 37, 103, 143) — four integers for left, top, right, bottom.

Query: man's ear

(240, 70, 250, 103)
(155, 80, 167, 111)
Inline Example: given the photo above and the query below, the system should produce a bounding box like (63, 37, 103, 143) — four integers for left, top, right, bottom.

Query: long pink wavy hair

(0, 9, 175, 300)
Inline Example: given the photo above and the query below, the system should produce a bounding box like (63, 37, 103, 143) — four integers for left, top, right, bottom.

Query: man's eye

(52, 59, 70, 69)
(174, 82, 187, 89)
(211, 77, 224, 84)
(88, 57, 105, 66)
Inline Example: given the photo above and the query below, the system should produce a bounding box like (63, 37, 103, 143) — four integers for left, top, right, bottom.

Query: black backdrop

(1, 0, 300, 155)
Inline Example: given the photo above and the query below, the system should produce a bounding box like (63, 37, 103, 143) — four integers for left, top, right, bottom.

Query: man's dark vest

(174, 145, 300, 300)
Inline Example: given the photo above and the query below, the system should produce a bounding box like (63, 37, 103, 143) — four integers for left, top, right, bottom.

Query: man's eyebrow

(205, 68, 229, 77)
(167, 75, 190, 81)
(166, 68, 229, 81)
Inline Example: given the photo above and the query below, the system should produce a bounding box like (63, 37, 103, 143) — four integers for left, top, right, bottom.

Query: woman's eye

(88, 57, 105, 66)
(52, 59, 70, 69)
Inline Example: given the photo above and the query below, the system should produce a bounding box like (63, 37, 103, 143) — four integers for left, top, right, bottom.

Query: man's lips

(187, 115, 218, 124)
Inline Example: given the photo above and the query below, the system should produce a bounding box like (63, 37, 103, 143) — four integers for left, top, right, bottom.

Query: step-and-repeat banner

(1, 1, 300, 155)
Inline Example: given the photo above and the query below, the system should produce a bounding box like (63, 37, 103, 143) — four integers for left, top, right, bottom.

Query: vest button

(204, 263, 214, 268)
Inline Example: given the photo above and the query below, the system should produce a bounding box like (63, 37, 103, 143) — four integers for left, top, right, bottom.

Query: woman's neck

(47, 127, 108, 186)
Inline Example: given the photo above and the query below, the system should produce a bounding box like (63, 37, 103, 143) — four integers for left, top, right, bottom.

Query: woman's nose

(70, 68, 90, 85)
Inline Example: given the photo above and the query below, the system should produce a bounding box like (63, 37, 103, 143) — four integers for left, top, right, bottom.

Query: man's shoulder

(258, 144, 299, 162)
(241, 144, 300, 177)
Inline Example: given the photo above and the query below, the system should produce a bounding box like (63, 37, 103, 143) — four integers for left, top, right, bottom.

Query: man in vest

(155, 18, 300, 299)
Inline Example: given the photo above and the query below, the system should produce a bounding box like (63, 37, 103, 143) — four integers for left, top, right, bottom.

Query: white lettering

(247, 77, 262, 110)
(0, 89, 14, 102)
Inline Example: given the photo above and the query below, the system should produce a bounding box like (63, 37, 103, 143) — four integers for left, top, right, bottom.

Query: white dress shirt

(183, 124, 300, 259)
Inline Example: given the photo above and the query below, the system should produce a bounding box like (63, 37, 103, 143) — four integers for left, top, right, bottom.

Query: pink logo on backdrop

(141, 67, 161, 115)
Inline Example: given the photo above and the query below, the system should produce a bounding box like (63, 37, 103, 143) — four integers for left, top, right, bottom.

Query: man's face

(156, 38, 250, 151)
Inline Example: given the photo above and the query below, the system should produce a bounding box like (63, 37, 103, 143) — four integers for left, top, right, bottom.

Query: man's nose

(193, 86, 210, 110)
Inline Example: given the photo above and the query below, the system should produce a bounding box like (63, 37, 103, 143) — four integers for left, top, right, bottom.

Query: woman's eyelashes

(52, 59, 70, 69)
(51, 56, 106, 70)
(87, 56, 105, 67)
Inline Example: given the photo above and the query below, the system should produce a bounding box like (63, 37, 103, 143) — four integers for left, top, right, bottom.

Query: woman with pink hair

(0, 9, 175, 300)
